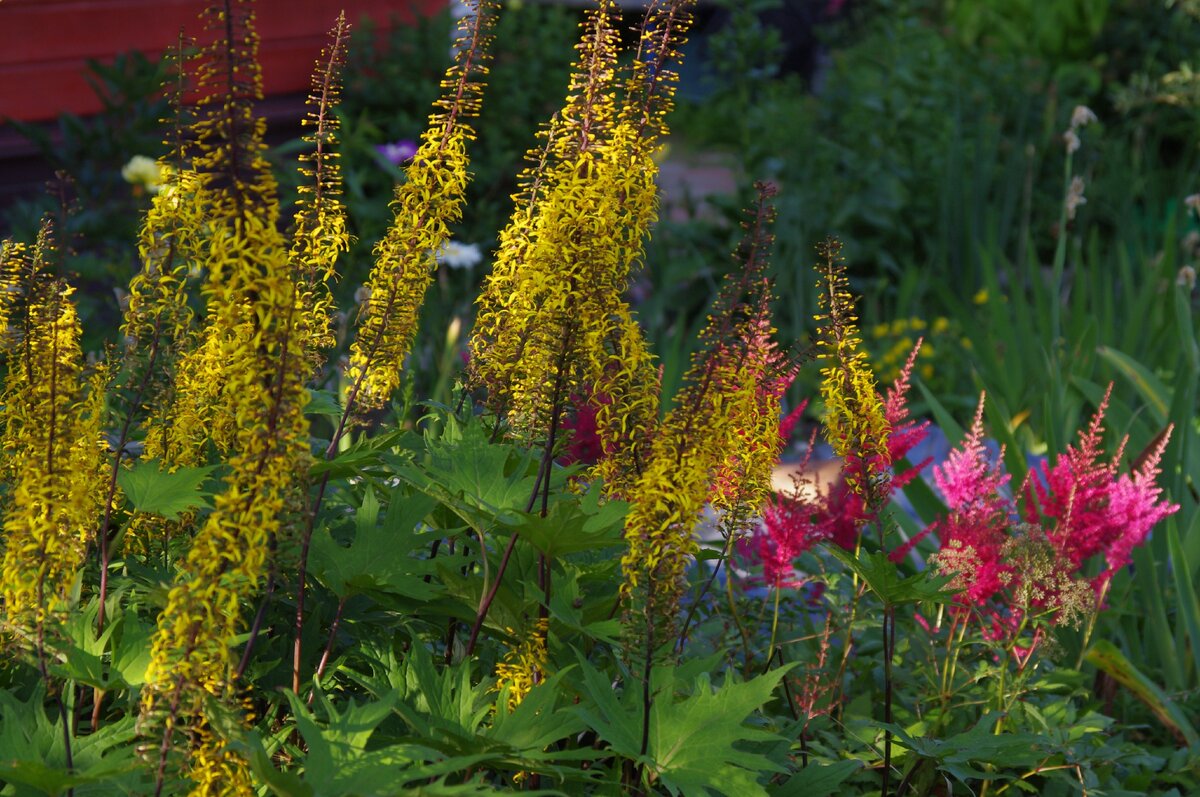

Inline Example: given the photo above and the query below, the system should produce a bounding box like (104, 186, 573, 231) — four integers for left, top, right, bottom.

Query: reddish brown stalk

(307, 597, 346, 706)
(465, 337, 569, 656)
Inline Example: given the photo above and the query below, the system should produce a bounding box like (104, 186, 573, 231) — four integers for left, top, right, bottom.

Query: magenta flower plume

(1026, 384, 1178, 584)
(895, 393, 1014, 605)
(883, 339, 932, 489)
(934, 393, 1010, 511)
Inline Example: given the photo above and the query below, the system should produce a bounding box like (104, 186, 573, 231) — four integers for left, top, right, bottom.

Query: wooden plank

(0, 0, 446, 121)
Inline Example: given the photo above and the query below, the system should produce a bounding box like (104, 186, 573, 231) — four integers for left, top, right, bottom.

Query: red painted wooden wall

(0, 0, 447, 123)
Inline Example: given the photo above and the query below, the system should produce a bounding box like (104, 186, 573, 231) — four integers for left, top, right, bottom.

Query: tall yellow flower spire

(815, 237, 890, 496)
(137, 3, 315, 792)
(289, 12, 352, 374)
(470, 0, 694, 477)
(0, 223, 107, 632)
(621, 185, 786, 651)
(344, 0, 496, 414)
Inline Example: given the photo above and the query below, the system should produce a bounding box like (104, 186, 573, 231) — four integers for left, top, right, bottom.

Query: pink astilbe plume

(905, 393, 1015, 606)
(743, 341, 930, 585)
(825, 339, 931, 550)
(882, 339, 933, 490)
(1026, 385, 1178, 585)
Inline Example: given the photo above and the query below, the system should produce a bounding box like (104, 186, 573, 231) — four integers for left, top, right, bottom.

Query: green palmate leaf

(574, 658, 793, 796)
(1085, 639, 1200, 749)
(0, 686, 145, 795)
(392, 419, 540, 526)
(769, 760, 862, 796)
(884, 714, 1043, 785)
(47, 604, 151, 691)
(309, 488, 440, 600)
(648, 667, 793, 796)
(233, 691, 503, 797)
(305, 388, 344, 418)
(488, 668, 587, 755)
(825, 547, 958, 607)
(115, 459, 216, 520)
(500, 482, 627, 559)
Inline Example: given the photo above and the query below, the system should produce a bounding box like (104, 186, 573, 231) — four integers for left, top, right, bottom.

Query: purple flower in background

(375, 139, 418, 166)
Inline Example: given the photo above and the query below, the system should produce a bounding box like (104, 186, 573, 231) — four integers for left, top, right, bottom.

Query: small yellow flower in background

(973, 288, 989, 305)
(121, 155, 164, 194)
(932, 316, 950, 334)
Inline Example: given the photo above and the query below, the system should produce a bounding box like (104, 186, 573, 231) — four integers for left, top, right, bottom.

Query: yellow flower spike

(815, 238, 890, 497)
(493, 618, 551, 713)
(0, 227, 107, 632)
(471, 0, 693, 475)
(0, 239, 29, 344)
(346, 0, 496, 414)
(137, 4, 316, 789)
(621, 184, 784, 654)
(289, 13, 353, 376)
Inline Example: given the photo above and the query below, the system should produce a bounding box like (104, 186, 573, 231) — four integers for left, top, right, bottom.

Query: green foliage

(115, 460, 216, 520)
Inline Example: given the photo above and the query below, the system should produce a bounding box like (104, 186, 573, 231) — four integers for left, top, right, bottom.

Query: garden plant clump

(0, 0, 1197, 795)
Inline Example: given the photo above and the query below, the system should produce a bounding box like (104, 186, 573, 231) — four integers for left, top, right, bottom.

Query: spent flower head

(1065, 176, 1087, 221)
(1070, 104, 1098, 130)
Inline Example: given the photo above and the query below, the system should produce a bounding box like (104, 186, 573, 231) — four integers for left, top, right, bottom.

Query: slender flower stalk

(289, 12, 352, 377)
(622, 184, 782, 651)
(344, 0, 495, 414)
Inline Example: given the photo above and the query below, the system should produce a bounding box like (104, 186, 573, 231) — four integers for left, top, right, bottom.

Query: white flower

(121, 155, 163, 194)
(1070, 105, 1097, 130)
(1186, 194, 1200, 215)
(435, 240, 482, 270)
(1063, 129, 1080, 154)
(1178, 265, 1197, 290)
(1065, 176, 1087, 221)
(1181, 230, 1200, 255)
